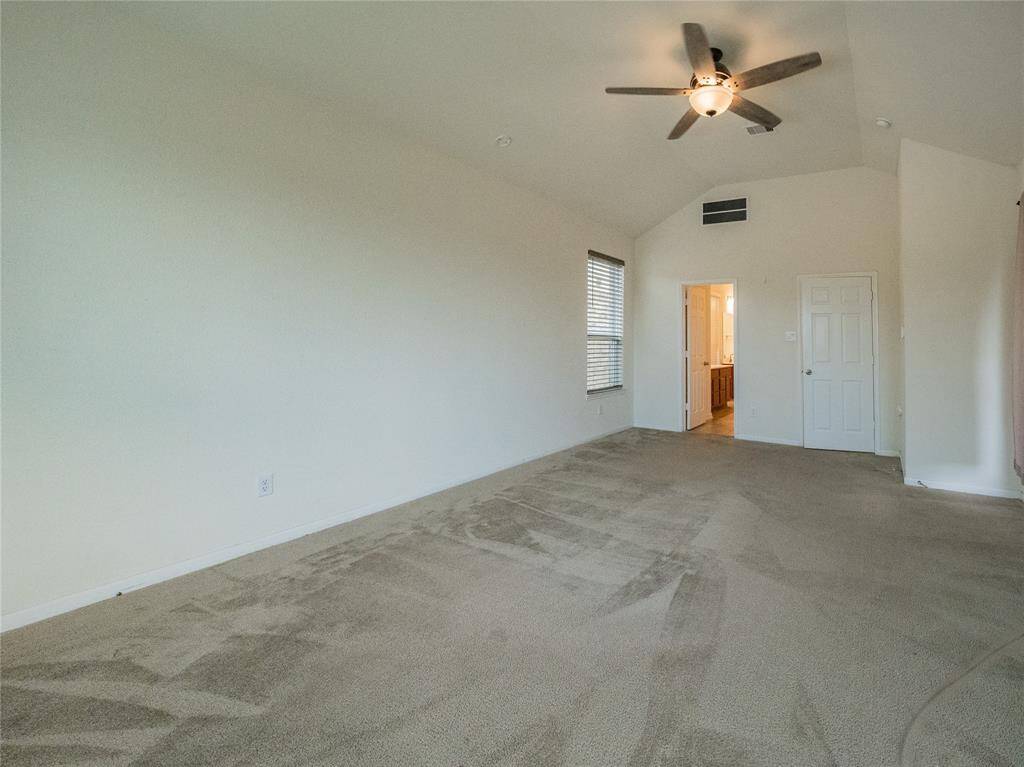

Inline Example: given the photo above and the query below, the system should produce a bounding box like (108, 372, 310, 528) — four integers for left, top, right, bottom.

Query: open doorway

(683, 282, 735, 437)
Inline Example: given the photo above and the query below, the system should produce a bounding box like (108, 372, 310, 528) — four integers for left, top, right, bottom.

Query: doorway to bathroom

(683, 281, 735, 437)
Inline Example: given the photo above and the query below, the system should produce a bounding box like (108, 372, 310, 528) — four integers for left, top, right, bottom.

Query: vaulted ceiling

(125, 2, 1023, 235)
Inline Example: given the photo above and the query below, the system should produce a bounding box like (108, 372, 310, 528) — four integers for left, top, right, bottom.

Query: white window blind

(587, 251, 624, 394)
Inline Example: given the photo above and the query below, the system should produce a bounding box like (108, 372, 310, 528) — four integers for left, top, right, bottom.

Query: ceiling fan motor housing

(689, 47, 732, 90)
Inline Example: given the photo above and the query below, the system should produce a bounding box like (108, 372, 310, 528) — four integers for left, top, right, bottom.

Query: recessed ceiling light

(874, 117, 893, 128)
(495, 134, 512, 148)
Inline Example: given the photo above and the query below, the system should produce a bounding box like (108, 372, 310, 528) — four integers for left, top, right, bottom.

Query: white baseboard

(903, 476, 1023, 500)
(1, 426, 631, 633)
(632, 422, 678, 432)
(733, 433, 803, 447)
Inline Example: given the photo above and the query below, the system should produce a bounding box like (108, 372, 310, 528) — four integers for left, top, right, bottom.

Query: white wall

(633, 167, 902, 452)
(1, 5, 632, 626)
(899, 139, 1021, 497)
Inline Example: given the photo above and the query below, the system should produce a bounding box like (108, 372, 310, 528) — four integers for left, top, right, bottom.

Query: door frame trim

(680, 278, 739, 433)
(797, 272, 881, 454)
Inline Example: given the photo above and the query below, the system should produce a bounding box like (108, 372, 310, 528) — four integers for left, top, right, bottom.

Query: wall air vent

(746, 125, 774, 135)
(702, 197, 747, 225)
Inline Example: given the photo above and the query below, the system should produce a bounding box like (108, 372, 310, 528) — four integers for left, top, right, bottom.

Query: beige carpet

(2, 429, 1022, 766)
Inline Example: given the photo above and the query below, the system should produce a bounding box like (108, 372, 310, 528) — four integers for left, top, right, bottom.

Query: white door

(686, 285, 712, 429)
(800, 276, 875, 451)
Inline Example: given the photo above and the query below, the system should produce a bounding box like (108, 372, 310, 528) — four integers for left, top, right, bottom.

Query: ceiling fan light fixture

(689, 85, 733, 117)
(604, 23, 821, 140)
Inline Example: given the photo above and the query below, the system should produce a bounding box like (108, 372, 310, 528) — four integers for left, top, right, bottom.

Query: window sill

(587, 388, 626, 401)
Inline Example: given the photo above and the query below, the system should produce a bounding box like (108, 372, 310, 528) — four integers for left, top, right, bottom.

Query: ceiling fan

(606, 23, 821, 139)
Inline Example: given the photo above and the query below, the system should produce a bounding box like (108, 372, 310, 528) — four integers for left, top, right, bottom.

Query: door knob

(804, 369, 813, 376)
(703, 361, 710, 366)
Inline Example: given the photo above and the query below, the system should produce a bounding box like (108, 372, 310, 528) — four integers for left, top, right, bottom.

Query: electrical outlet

(598, 403, 604, 415)
(749, 406, 757, 417)
(258, 474, 274, 497)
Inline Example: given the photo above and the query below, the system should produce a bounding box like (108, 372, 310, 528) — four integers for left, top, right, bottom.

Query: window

(587, 250, 624, 394)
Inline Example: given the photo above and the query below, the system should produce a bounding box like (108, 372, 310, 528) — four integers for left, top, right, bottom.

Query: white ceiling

(124, 2, 1023, 236)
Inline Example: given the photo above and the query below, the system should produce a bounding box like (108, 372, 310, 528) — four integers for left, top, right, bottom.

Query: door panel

(812, 314, 830, 362)
(841, 314, 861, 362)
(686, 285, 712, 429)
(812, 380, 831, 430)
(842, 380, 863, 431)
(801, 276, 874, 451)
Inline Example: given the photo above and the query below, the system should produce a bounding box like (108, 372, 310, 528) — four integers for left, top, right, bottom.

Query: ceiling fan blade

(605, 87, 692, 96)
(729, 94, 781, 128)
(682, 23, 716, 83)
(726, 52, 821, 91)
(667, 108, 700, 140)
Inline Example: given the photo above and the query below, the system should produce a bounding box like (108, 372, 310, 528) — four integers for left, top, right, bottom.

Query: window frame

(586, 250, 625, 396)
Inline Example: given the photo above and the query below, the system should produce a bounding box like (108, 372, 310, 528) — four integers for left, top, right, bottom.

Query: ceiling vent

(702, 197, 747, 225)
(746, 125, 774, 135)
